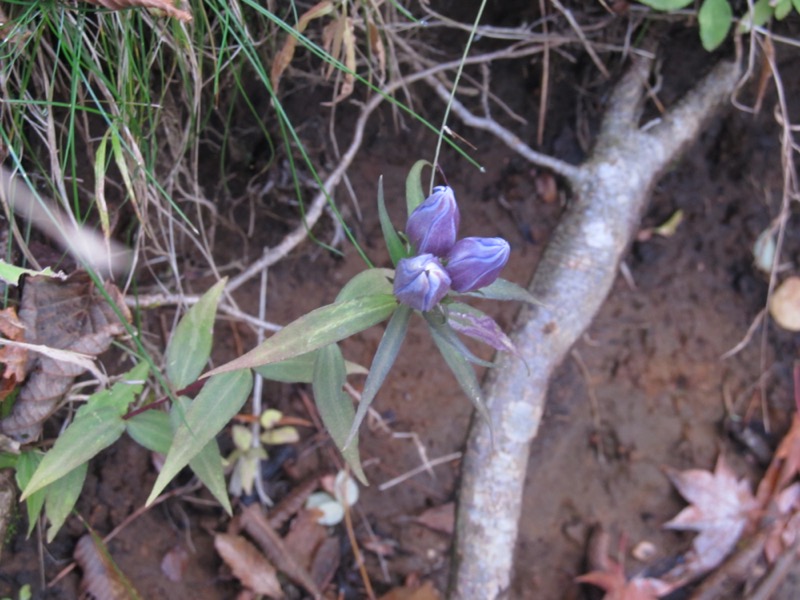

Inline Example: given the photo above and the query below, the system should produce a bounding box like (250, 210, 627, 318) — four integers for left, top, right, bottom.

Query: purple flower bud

(445, 237, 510, 293)
(405, 186, 460, 256)
(393, 254, 452, 311)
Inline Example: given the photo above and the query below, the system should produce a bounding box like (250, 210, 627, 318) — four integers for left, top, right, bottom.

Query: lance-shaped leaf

(167, 396, 233, 514)
(377, 176, 407, 266)
(405, 159, 431, 217)
(15, 451, 45, 535)
(147, 370, 253, 506)
(45, 461, 87, 542)
(166, 279, 226, 389)
(254, 351, 367, 384)
(205, 295, 398, 376)
(447, 303, 520, 358)
(21, 362, 149, 500)
(189, 437, 231, 515)
(313, 344, 366, 484)
(424, 312, 496, 368)
(467, 277, 544, 305)
(427, 321, 492, 433)
(126, 410, 172, 454)
(335, 269, 394, 303)
(345, 304, 411, 448)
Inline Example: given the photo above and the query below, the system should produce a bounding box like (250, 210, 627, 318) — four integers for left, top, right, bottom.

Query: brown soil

(3, 16, 800, 600)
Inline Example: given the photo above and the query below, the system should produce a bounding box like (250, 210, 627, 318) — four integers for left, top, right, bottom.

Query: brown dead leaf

(0, 272, 132, 440)
(757, 413, 800, 505)
(0, 307, 27, 382)
(368, 22, 386, 81)
(320, 15, 355, 105)
(214, 533, 283, 598)
(160, 544, 189, 582)
(663, 454, 757, 574)
(283, 508, 328, 570)
(270, 1, 335, 92)
(377, 580, 441, 600)
(413, 502, 455, 534)
(240, 504, 322, 598)
(80, 0, 192, 22)
(577, 529, 672, 600)
(74, 534, 143, 600)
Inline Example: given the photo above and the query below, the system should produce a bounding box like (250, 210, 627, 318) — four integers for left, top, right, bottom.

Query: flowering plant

(206, 161, 536, 481)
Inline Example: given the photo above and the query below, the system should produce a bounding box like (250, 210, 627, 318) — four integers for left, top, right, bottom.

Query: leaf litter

(580, 395, 800, 598)
(0, 272, 131, 440)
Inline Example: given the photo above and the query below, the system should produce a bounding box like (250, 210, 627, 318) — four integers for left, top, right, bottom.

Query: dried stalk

(449, 56, 743, 599)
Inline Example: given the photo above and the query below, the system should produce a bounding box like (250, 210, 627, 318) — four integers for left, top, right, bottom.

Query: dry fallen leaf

(0, 307, 27, 382)
(577, 529, 672, 600)
(577, 566, 668, 600)
(663, 454, 757, 574)
(757, 412, 800, 505)
(270, 1, 334, 92)
(74, 534, 143, 600)
(413, 502, 455, 534)
(214, 533, 283, 598)
(160, 544, 189, 583)
(80, 0, 192, 21)
(377, 580, 442, 600)
(0, 272, 131, 440)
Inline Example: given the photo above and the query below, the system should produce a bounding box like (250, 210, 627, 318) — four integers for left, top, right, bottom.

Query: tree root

(449, 55, 743, 599)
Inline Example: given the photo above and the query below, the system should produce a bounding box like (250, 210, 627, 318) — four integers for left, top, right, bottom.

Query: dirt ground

(3, 13, 800, 600)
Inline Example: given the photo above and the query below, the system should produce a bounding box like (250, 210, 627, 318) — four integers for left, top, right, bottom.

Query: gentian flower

(445, 237, 510, 292)
(405, 186, 460, 256)
(393, 254, 451, 311)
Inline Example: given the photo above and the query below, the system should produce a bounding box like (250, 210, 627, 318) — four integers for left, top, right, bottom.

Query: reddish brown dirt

(3, 30, 800, 600)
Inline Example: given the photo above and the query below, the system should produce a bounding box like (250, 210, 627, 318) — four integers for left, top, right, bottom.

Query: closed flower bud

(445, 237, 510, 292)
(405, 186, 460, 256)
(393, 254, 451, 311)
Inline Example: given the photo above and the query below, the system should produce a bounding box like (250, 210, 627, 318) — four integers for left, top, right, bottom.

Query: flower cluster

(393, 186, 510, 311)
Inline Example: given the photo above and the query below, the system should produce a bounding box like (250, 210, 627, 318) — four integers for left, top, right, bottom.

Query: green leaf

(377, 176, 408, 267)
(345, 304, 411, 448)
(189, 438, 232, 515)
(146, 370, 253, 506)
(699, 0, 733, 51)
(0, 260, 62, 287)
(313, 344, 366, 484)
(405, 159, 431, 218)
(44, 462, 87, 542)
(793, 0, 800, 14)
(126, 410, 172, 454)
(206, 295, 398, 376)
(775, 0, 792, 19)
(253, 351, 367, 383)
(16, 451, 45, 536)
(335, 268, 394, 303)
(428, 322, 492, 434)
(637, 0, 693, 9)
(0, 452, 18, 469)
(166, 279, 227, 389)
(20, 363, 148, 500)
(468, 277, 542, 305)
(739, 0, 775, 31)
